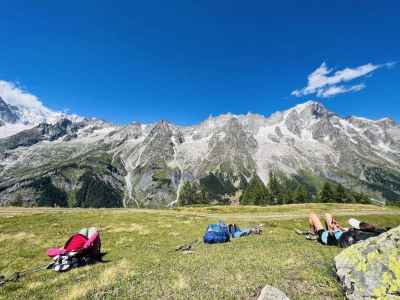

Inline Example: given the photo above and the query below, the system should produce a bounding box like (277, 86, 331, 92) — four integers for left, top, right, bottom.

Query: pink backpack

(47, 227, 101, 260)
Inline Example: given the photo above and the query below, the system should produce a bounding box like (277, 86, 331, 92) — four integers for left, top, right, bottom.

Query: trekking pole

(0, 262, 52, 287)
(175, 239, 200, 252)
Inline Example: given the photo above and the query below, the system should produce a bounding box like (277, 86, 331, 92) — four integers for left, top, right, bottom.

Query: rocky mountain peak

(149, 120, 175, 137)
(36, 118, 83, 141)
(203, 113, 239, 129)
(126, 122, 143, 136)
(281, 101, 332, 138)
(292, 100, 334, 120)
(129, 121, 142, 127)
(346, 116, 374, 128)
(375, 117, 397, 128)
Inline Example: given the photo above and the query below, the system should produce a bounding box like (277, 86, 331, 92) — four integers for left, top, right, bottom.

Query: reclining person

(228, 223, 263, 238)
(308, 213, 349, 246)
(308, 213, 387, 247)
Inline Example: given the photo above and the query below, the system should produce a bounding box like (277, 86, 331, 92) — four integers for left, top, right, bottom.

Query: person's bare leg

(309, 213, 324, 234)
(324, 213, 334, 231)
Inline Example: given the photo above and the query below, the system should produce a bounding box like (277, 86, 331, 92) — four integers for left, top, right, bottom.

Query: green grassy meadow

(0, 204, 399, 300)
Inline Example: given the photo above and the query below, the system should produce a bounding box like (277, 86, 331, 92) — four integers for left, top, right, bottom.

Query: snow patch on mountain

(0, 81, 85, 138)
(0, 123, 34, 138)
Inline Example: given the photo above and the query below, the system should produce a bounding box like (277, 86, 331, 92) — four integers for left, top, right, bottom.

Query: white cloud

(317, 83, 365, 98)
(0, 80, 51, 112)
(292, 62, 394, 98)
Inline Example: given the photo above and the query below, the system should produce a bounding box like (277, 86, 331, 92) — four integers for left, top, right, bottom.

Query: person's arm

(332, 220, 348, 231)
(337, 225, 349, 231)
(331, 219, 341, 231)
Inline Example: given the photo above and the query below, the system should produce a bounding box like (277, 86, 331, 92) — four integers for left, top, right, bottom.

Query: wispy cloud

(317, 83, 365, 98)
(292, 62, 395, 98)
(0, 80, 51, 112)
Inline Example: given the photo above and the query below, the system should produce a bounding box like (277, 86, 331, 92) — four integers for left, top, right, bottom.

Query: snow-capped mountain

(0, 100, 399, 208)
(0, 95, 82, 138)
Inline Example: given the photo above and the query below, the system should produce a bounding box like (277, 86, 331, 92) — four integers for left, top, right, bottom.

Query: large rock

(257, 285, 290, 300)
(335, 226, 400, 299)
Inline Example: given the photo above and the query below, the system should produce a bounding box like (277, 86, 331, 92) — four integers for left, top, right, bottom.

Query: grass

(0, 204, 399, 299)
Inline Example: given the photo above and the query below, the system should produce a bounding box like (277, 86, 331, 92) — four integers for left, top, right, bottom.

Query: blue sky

(1, 1, 399, 125)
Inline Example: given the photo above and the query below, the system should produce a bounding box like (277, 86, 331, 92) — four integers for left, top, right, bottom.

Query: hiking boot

(305, 234, 318, 240)
(295, 229, 305, 235)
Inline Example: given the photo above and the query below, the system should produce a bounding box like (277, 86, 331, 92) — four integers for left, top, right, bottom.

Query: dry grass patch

(0, 232, 36, 243)
(27, 281, 43, 290)
(62, 260, 131, 300)
(173, 273, 189, 290)
(63, 283, 88, 300)
(105, 223, 150, 235)
(157, 222, 172, 228)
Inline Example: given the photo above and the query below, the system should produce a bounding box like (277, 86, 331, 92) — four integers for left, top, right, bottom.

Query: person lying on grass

(228, 223, 263, 238)
(307, 213, 388, 247)
(308, 213, 349, 246)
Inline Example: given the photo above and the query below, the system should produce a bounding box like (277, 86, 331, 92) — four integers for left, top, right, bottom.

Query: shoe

(305, 234, 318, 240)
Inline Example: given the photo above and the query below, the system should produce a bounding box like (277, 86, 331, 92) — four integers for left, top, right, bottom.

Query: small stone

(257, 285, 290, 300)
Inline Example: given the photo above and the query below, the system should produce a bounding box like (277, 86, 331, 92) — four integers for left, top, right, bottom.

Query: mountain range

(0, 96, 399, 208)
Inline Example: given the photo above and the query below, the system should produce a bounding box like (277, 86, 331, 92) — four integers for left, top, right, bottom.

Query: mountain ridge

(0, 100, 399, 208)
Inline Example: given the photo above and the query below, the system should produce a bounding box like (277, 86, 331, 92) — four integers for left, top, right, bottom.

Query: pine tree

(280, 175, 302, 204)
(190, 183, 201, 204)
(240, 174, 268, 205)
(294, 185, 308, 203)
(334, 184, 347, 203)
(351, 191, 370, 204)
(10, 193, 23, 207)
(238, 174, 249, 190)
(199, 186, 209, 204)
(179, 181, 194, 206)
(268, 171, 282, 204)
(320, 182, 334, 203)
(179, 181, 211, 205)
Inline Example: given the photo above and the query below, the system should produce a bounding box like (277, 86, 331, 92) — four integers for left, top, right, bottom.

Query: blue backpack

(203, 222, 230, 244)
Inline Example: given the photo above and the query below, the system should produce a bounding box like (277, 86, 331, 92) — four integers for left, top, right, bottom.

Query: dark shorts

(317, 229, 338, 246)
